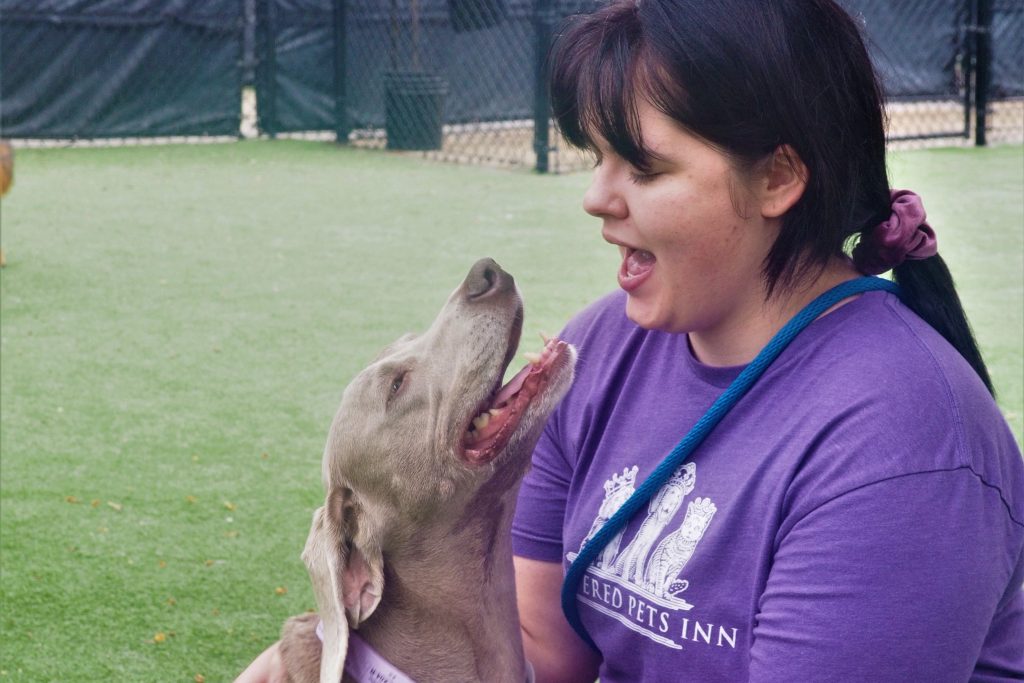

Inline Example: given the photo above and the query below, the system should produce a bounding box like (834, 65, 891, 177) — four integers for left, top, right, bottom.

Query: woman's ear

(759, 144, 808, 218)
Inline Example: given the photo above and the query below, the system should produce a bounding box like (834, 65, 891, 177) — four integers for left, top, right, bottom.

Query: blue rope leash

(560, 276, 900, 649)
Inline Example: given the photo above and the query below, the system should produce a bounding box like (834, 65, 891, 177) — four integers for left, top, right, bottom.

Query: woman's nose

(582, 169, 628, 220)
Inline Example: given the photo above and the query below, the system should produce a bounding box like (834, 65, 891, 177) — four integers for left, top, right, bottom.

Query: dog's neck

(354, 484, 528, 683)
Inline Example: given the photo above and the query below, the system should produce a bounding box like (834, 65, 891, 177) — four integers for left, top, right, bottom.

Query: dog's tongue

(625, 249, 656, 277)
(464, 339, 567, 460)
(494, 365, 532, 406)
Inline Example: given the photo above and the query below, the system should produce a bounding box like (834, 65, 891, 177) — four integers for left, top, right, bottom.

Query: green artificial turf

(0, 141, 1021, 681)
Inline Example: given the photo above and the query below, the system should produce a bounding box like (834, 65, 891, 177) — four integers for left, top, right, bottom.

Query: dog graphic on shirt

(578, 466, 638, 569)
(612, 462, 696, 584)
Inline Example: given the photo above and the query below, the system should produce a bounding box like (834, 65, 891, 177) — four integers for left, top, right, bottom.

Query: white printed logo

(567, 462, 727, 649)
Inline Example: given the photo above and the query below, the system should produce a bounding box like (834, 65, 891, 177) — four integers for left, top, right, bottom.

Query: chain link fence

(255, 0, 590, 172)
(346, 0, 551, 169)
(0, 0, 243, 141)
(984, 0, 1024, 144)
(1, 0, 1021, 169)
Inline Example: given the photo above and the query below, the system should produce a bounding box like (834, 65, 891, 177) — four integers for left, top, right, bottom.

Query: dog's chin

(460, 339, 575, 467)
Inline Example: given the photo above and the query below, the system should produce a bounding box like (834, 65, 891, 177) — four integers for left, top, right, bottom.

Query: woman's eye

(629, 171, 659, 185)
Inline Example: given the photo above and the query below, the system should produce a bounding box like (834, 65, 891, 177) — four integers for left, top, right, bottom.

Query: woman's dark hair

(550, 0, 993, 394)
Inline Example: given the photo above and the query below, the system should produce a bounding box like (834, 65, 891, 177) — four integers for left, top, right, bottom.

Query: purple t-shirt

(512, 289, 1024, 682)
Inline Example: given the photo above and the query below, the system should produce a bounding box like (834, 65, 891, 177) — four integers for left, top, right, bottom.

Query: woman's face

(583, 100, 779, 347)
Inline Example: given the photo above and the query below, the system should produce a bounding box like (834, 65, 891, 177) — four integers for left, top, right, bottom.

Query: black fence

(254, 0, 586, 169)
(0, 0, 243, 138)
(1, 0, 1022, 171)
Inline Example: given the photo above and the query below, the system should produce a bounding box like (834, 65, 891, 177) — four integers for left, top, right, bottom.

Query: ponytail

(893, 256, 994, 396)
(851, 189, 993, 396)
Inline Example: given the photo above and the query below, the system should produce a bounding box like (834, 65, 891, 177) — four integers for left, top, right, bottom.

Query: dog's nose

(465, 258, 514, 300)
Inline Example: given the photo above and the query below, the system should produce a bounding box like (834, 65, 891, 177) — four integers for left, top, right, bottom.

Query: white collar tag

(315, 619, 417, 683)
(344, 630, 417, 683)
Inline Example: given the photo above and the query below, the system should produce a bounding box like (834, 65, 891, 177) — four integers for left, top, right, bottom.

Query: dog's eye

(389, 373, 406, 398)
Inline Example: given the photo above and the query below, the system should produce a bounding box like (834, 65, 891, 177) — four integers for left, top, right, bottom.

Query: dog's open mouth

(462, 336, 570, 466)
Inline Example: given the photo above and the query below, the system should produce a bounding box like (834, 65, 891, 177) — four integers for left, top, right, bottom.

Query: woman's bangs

(549, 9, 653, 171)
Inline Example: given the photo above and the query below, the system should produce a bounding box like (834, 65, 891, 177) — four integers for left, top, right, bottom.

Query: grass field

(1, 141, 1021, 681)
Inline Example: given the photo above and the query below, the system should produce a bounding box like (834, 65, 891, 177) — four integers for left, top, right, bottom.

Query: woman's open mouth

(462, 336, 571, 465)
(618, 247, 656, 292)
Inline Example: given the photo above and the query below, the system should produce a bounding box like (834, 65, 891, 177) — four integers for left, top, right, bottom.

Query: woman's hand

(234, 641, 289, 683)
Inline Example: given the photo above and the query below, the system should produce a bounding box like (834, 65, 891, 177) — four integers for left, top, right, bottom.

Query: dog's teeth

(524, 352, 542, 365)
(488, 408, 501, 417)
(473, 413, 490, 430)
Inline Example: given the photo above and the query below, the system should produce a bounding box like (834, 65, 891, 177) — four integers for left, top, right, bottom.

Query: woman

(510, 0, 1023, 681)
(239, 1, 1023, 680)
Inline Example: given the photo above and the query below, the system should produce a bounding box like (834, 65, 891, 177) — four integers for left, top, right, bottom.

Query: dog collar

(315, 619, 415, 683)
(343, 630, 416, 683)
(315, 619, 535, 682)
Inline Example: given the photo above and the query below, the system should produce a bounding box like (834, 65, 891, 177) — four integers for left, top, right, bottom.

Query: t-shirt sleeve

(748, 467, 1024, 682)
(511, 292, 622, 564)
(512, 406, 573, 562)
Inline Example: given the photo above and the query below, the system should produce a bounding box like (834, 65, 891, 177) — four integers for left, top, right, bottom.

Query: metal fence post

(533, 0, 555, 173)
(255, 0, 278, 138)
(974, 0, 992, 146)
(961, 0, 974, 140)
(332, 0, 350, 144)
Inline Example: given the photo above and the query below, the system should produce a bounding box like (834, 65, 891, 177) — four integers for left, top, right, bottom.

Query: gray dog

(277, 258, 575, 683)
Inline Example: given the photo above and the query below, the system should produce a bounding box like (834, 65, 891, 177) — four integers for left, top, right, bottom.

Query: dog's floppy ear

(301, 487, 384, 683)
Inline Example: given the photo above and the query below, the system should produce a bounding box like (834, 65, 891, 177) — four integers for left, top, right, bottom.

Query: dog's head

(302, 258, 575, 682)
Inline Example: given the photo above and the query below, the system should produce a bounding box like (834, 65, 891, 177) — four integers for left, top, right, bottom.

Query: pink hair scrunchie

(852, 189, 938, 275)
